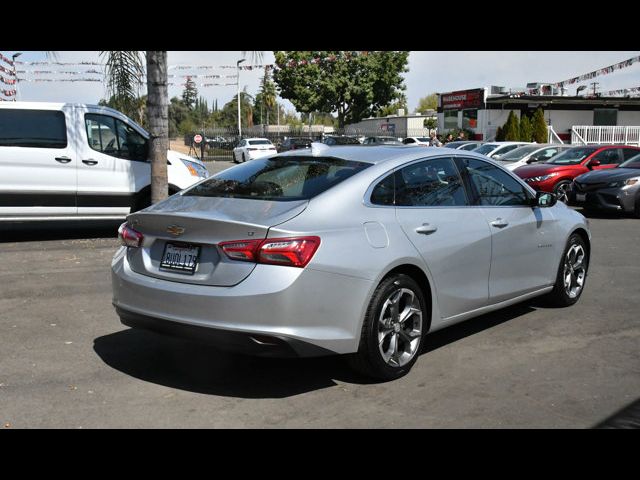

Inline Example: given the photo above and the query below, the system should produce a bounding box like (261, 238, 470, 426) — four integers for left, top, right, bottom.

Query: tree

(503, 111, 520, 141)
(495, 126, 505, 141)
(519, 115, 533, 142)
(424, 117, 437, 133)
(91, 51, 171, 204)
(532, 108, 548, 143)
(254, 69, 278, 125)
(416, 93, 438, 114)
(182, 76, 198, 110)
(377, 94, 409, 117)
(273, 51, 409, 128)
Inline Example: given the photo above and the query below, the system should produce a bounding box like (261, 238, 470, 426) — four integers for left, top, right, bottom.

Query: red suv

(514, 145, 640, 202)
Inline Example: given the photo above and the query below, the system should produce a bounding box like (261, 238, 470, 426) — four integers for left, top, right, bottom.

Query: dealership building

(437, 86, 640, 142)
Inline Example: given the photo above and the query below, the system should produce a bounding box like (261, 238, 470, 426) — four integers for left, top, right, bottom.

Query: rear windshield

(184, 156, 371, 201)
(472, 144, 499, 155)
(500, 145, 541, 161)
(248, 140, 272, 145)
(546, 147, 598, 165)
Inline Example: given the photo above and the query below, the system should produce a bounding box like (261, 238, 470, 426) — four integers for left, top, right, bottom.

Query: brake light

(118, 223, 144, 248)
(219, 236, 321, 268)
(218, 239, 262, 261)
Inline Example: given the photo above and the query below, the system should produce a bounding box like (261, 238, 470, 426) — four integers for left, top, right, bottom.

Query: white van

(0, 102, 209, 221)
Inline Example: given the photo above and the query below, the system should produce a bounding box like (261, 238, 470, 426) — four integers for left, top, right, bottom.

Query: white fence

(547, 126, 565, 144)
(571, 126, 640, 146)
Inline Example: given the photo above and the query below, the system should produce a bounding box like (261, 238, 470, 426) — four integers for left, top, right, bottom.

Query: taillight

(118, 222, 144, 248)
(219, 236, 320, 268)
(218, 239, 262, 262)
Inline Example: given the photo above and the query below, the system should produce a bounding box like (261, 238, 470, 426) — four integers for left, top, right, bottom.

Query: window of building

(593, 109, 618, 126)
(444, 110, 458, 129)
(462, 109, 478, 129)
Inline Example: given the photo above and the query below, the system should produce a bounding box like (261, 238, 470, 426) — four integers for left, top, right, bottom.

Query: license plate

(576, 193, 586, 201)
(160, 243, 200, 274)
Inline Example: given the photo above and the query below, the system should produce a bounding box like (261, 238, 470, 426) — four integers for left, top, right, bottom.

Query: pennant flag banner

(553, 55, 640, 88)
(1, 75, 16, 85)
(2, 88, 16, 96)
(0, 65, 15, 75)
(598, 86, 640, 96)
(15, 61, 104, 66)
(18, 78, 103, 83)
(0, 52, 14, 66)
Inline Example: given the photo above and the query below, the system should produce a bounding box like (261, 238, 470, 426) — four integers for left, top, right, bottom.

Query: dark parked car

(322, 135, 361, 146)
(277, 137, 313, 153)
(570, 152, 640, 217)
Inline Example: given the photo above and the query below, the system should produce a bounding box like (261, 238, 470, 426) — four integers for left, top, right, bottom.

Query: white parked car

(472, 141, 533, 159)
(402, 136, 430, 146)
(233, 138, 277, 163)
(0, 102, 209, 221)
(497, 144, 573, 171)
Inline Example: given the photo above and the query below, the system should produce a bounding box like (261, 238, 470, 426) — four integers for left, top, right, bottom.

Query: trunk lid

(125, 195, 308, 286)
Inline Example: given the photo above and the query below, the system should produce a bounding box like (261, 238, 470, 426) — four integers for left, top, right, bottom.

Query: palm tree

(101, 51, 168, 204)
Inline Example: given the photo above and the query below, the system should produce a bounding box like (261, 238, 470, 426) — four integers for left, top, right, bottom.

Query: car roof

(275, 144, 494, 166)
(244, 138, 272, 141)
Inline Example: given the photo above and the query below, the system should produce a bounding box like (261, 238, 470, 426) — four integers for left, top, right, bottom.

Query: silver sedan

(111, 144, 591, 380)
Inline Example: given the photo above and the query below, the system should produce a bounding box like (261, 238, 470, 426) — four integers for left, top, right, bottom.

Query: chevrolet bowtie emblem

(167, 225, 185, 236)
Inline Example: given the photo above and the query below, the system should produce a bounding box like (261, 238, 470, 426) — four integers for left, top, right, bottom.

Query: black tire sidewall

(550, 233, 589, 306)
(359, 274, 427, 380)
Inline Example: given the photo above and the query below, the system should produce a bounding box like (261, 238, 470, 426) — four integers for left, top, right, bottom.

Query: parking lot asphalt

(1, 199, 639, 428)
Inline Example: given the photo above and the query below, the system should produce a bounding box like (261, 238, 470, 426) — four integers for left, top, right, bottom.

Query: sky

(4, 51, 640, 115)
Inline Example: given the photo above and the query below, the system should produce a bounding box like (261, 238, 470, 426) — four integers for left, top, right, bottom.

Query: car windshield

(472, 144, 500, 155)
(619, 153, 640, 169)
(500, 145, 541, 161)
(248, 140, 272, 145)
(546, 147, 598, 165)
(183, 156, 371, 201)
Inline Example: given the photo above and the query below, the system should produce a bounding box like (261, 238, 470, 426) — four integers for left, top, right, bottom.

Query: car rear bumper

(111, 248, 373, 356)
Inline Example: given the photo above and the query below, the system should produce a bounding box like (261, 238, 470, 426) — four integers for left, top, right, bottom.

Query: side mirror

(588, 159, 601, 169)
(492, 154, 502, 159)
(535, 191, 557, 207)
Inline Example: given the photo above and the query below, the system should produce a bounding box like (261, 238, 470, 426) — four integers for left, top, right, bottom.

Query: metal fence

(181, 127, 434, 162)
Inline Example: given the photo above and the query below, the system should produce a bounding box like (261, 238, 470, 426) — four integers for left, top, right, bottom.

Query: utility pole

(236, 58, 246, 138)
(590, 82, 600, 96)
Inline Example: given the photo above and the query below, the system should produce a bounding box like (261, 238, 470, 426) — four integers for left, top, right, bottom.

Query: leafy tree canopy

(273, 51, 409, 128)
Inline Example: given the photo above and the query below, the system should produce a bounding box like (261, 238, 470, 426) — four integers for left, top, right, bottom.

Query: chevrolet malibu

(112, 144, 591, 380)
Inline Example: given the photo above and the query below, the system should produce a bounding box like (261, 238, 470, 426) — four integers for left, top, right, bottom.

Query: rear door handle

(82, 159, 98, 166)
(415, 223, 438, 235)
(55, 156, 72, 164)
(490, 218, 509, 228)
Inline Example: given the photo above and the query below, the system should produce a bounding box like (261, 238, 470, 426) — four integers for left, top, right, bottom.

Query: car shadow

(94, 301, 539, 399)
(592, 397, 640, 428)
(576, 207, 627, 220)
(0, 220, 121, 243)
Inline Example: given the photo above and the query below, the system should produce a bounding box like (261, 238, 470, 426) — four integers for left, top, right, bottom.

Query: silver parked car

(112, 144, 591, 380)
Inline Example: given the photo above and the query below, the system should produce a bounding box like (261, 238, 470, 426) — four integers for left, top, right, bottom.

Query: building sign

(381, 123, 396, 134)
(440, 88, 485, 110)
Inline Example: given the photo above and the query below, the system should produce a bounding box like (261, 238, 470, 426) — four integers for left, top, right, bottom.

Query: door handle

(82, 159, 98, 166)
(415, 223, 438, 235)
(55, 156, 72, 164)
(491, 218, 509, 228)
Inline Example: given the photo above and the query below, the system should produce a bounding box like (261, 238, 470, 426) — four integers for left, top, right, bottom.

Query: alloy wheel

(377, 288, 422, 367)
(563, 243, 586, 298)
(556, 182, 571, 203)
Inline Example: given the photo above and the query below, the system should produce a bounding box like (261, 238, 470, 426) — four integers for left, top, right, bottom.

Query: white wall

(617, 111, 640, 126)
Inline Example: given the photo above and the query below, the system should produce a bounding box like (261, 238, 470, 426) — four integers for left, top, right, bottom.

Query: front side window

(85, 114, 148, 161)
(0, 109, 67, 148)
(459, 157, 531, 206)
(395, 157, 468, 207)
(184, 156, 370, 201)
(592, 148, 622, 165)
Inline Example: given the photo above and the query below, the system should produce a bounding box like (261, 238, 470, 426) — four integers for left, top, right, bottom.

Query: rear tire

(633, 195, 640, 219)
(348, 274, 426, 381)
(545, 233, 589, 307)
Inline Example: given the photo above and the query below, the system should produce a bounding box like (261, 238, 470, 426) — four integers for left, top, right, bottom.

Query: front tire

(554, 180, 572, 203)
(545, 233, 589, 307)
(349, 274, 426, 381)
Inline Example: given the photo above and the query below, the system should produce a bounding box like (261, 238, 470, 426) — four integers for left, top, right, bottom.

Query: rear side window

(395, 157, 468, 207)
(623, 148, 640, 160)
(0, 109, 67, 148)
(184, 156, 371, 201)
